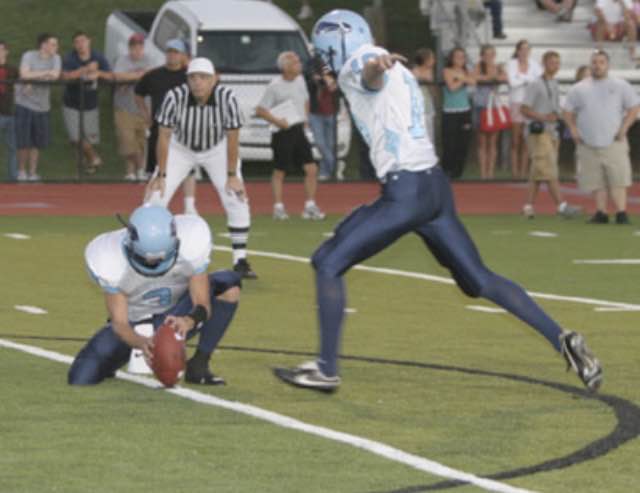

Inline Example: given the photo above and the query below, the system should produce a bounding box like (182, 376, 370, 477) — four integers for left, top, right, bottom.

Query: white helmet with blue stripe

(119, 205, 180, 277)
(312, 9, 373, 72)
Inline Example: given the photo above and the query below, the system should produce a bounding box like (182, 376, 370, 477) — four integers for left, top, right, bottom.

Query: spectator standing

(521, 51, 579, 219)
(0, 41, 18, 181)
(441, 47, 475, 179)
(14, 34, 61, 182)
(483, 1, 507, 39)
(304, 54, 338, 181)
(592, 0, 637, 60)
(507, 40, 542, 179)
(134, 39, 198, 214)
(61, 31, 112, 174)
(473, 44, 508, 179)
(411, 47, 437, 146)
(256, 51, 325, 220)
(564, 50, 639, 224)
(146, 58, 258, 279)
(113, 33, 152, 181)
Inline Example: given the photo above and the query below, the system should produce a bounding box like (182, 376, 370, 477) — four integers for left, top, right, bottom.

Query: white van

(105, 0, 351, 162)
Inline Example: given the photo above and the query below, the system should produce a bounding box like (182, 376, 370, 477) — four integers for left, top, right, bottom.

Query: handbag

(479, 91, 512, 133)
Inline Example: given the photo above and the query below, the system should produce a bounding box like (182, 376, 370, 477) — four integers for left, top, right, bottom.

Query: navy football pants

(312, 166, 564, 376)
(68, 270, 241, 385)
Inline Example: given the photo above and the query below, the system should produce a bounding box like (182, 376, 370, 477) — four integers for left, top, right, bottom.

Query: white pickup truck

(105, 0, 351, 163)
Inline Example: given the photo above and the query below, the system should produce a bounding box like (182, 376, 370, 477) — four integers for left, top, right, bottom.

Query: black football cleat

(233, 258, 258, 280)
(560, 331, 602, 392)
(274, 361, 340, 393)
(185, 358, 226, 385)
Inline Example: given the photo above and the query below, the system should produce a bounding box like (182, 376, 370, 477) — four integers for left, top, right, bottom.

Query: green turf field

(1, 214, 639, 492)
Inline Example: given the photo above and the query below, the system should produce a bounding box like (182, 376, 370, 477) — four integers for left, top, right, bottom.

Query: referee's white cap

(187, 57, 215, 75)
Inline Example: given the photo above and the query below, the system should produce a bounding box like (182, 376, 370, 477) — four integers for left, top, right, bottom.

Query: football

(151, 322, 186, 387)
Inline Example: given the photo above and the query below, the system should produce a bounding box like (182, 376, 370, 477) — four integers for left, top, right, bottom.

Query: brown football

(151, 322, 186, 387)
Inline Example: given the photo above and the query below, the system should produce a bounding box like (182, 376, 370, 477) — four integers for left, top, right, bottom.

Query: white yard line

(528, 231, 558, 238)
(14, 305, 48, 315)
(0, 338, 536, 493)
(467, 305, 507, 314)
(214, 246, 640, 310)
(573, 259, 640, 265)
(3, 233, 31, 240)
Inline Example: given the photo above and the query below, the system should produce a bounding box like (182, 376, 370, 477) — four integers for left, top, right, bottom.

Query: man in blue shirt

(61, 31, 112, 174)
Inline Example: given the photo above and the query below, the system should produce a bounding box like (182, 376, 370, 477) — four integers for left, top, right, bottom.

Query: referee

(146, 57, 257, 279)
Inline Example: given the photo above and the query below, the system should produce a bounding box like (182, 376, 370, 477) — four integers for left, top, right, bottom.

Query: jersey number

(403, 72, 426, 139)
(142, 288, 172, 307)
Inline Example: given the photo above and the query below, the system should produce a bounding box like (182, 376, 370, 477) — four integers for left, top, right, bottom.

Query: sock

(481, 273, 563, 351)
(197, 299, 238, 355)
(184, 196, 196, 212)
(274, 202, 285, 210)
(228, 226, 249, 264)
(558, 201, 567, 212)
(316, 272, 346, 376)
(305, 200, 316, 209)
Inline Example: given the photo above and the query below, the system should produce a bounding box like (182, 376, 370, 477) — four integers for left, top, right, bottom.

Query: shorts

(576, 140, 632, 192)
(590, 22, 626, 41)
(15, 104, 50, 149)
(63, 106, 100, 144)
(114, 109, 146, 157)
(527, 133, 558, 181)
(510, 103, 525, 124)
(271, 123, 314, 172)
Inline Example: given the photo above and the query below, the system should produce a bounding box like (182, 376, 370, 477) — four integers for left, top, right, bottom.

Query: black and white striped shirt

(156, 83, 243, 151)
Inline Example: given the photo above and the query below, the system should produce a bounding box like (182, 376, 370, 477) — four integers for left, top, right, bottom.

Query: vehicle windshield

(197, 31, 310, 74)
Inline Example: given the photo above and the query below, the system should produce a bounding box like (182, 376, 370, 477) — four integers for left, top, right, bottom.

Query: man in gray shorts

(564, 50, 640, 224)
(15, 33, 61, 181)
(61, 31, 113, 174)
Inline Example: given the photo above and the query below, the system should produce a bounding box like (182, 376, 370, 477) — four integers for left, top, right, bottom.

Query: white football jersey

(85, 215, 212, 322)
(339, 44, 438, 179)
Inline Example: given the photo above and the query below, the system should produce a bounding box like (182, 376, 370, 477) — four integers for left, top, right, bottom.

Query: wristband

(186, 304, 208, 328)
(158, 172, 167, 178)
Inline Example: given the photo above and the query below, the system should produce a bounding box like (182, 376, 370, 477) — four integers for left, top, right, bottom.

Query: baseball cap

(129, 33, 145, 45)
(165, 38, 187, 53)
(187, 57, 215, 75)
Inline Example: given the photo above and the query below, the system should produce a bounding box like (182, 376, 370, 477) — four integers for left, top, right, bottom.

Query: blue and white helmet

(120, 205, 180, 277)
(312, 9, 373, 72)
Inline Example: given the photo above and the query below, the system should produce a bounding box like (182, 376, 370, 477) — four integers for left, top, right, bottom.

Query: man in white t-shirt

(592, 0, 636, 58)
(256, 51, 325, 221)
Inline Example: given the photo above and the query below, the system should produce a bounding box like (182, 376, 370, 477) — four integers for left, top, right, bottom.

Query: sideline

(0, 338, 536, 493)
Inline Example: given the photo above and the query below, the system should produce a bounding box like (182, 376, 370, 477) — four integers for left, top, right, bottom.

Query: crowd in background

(1, 0, 640, 223)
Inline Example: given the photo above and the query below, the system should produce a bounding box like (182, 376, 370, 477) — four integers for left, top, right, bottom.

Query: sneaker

(318, 174, 330, 182)
(27, 174, 41, 182)
(185, 357, 226, 385)
(522, 204, 535, 219)
(587, 211, 609, 224)
(17, 171, 28, 182)
(124, 173, 136, 182)
(302, 204, 326, 220)
(560, 331, 603, 392)
(615, 211, 631, 225)
(136, 169, 149, 181)
(233, 258, 258, 280)
(273, 360, 341, 393)
(493, 32, 507, 40)
(297, 3, 313, 20)
(558, 204, 581, 219)
(273, 205, 289, 220)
